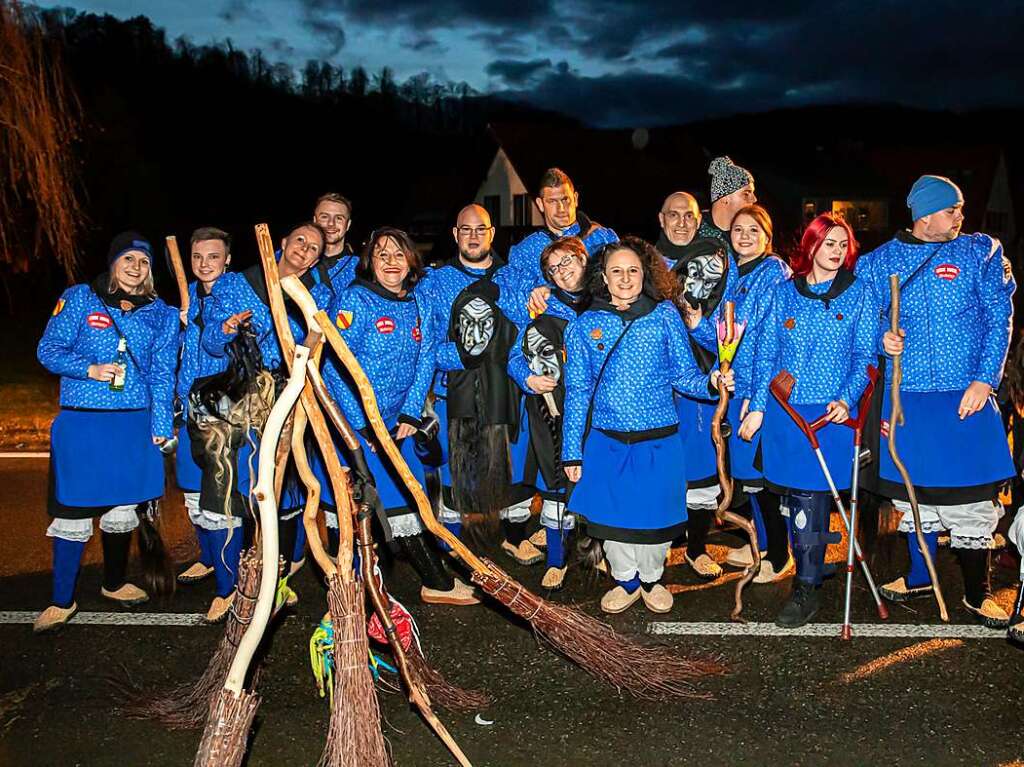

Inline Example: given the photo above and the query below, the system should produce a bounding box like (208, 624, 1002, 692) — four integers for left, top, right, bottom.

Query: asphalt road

(1, 461, 1022, 767)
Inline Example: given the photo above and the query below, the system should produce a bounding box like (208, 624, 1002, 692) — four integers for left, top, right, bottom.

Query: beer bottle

(110, 337, 127, 392)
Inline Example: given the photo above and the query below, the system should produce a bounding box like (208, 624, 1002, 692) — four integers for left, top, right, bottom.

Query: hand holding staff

(887, 274, 949, 622)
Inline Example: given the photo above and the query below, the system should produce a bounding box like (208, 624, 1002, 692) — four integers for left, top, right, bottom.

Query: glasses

(373, 249, 407, 264)
(546, 253, 580, 278)
(456, 225, 493, 238)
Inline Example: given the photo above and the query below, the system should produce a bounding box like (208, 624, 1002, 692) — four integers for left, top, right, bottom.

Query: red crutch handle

(769, 373, 821, 449)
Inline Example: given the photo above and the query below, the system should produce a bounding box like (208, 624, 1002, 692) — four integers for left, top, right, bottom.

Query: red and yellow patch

(783, 317, 796, 330)
(590, 327, 603, 341)
(335, 309, 354, 330)
(52, 298, 65, 317)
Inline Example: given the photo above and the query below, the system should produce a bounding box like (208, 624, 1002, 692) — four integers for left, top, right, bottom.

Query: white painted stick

(223, 344, 310, 696)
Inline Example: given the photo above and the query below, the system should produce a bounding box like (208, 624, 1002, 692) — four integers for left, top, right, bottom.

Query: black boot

(1009, 581, 1024, 644)
(398, 533, 455, 592)
(958, 548, 1009, 628)
(101, 530, 132, 592)
(775, 582, 820, 628)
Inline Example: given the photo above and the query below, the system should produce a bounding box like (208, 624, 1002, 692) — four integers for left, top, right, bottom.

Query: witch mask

(684, 252, 725, 305)
(524, 326, 561, 383)
(458, 297, 495, 356)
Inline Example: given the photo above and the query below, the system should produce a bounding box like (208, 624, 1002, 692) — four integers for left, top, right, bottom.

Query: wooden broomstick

(194, 344, 310, 767)
(709, 302, 760, 621)
(281, 273, 727, 700)
(254, 224, 390, 767)
(166, 235, 190, 324)
(887, 275, 949, 621)
(257, 225, 474, 766)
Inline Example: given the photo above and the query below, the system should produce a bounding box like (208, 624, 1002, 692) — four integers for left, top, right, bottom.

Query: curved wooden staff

(709, 302, 760, 621)
(886, 275, 949, 621)
(166, 235, 190, 324)
(194, 344, 309, 767)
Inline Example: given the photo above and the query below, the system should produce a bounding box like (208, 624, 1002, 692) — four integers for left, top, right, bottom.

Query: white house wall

(474, 148, 543, 227)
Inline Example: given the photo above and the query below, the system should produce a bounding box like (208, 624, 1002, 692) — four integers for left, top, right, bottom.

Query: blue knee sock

(906, 530, 939, 588)
(545, 526, 565, 568)
(208, 528, 245, 598)
(615, 574, 641, 594)
(52, 538, 85, 608)
(439, 521, 462, 552)
(750, 495, 767, 550)
(194, 524, 214, 568)
(293, 521, 307, 564)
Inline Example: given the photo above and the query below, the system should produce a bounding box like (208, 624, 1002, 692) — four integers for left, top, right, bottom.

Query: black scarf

(656, 232, 690, 263)
(90, 273, 155, 311)
(590, 293, 658, 320)
(793, 269, 856, 309)
(551, 286, 591, 315)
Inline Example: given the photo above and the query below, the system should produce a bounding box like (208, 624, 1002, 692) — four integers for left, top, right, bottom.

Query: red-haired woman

(740, 213, 878, 626)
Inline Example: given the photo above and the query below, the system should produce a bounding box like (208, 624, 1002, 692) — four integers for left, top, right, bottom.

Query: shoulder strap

(580, 317, 637, 449)
(882, 241, 950, 319)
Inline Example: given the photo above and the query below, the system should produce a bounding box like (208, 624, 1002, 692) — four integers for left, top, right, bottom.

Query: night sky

(58, 0, 1023, 127)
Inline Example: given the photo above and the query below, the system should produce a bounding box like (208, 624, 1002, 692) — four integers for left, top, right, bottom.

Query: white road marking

(0, 611, 206, 626)
(0, 452, 49, 459)
(648, 621, 1005, 639)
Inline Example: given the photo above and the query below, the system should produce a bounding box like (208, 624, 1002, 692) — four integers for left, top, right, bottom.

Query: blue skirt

(51, 408, 165, 511)
(569, 428, 687, 544)
(727, 397, 762, 483)
(175, 418, 201, 492)
(676, 395, 718, 486)
(878, 389, 1013, 496)
(762, 398, 855, 493)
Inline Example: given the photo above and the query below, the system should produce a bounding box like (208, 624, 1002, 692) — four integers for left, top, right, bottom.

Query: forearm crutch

(769, 370, 888, 623)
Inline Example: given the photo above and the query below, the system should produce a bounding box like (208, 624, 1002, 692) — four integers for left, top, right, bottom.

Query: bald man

(655, 192, 731, 581)
(417, 205, 544, 566)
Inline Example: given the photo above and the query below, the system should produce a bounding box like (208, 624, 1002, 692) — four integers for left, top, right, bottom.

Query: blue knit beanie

(907, 175, 963, 221)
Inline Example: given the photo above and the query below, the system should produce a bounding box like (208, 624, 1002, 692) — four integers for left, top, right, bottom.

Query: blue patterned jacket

(507, 214, 617, 291)
(416, 256, 521, 392)
(176, 281, 229, 403)
(38, 281, 179, 437)
(323, 248, 359, 289)
(749, 271, 878, 413)
(326, 279, 437, 429)
(562, 297, 712, 464)
(691, 254, 790, 401)
(855, 231, 1015, 392)
(202, 259, 335, 371)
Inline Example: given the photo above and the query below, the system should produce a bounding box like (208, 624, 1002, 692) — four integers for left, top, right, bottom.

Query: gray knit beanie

(708, 156, 754, 202)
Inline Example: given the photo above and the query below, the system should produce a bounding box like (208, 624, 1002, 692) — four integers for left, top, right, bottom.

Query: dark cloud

(404, 31, 446, 54)
(486, 58, 554, 86)
(305, 0, 553, 27)
(470, 30, 529, 57)
(218, 0, 267, 24)
(313, 24, 346, 57)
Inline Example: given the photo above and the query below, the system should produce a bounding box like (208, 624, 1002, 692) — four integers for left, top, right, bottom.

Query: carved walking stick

(166, 235, 190, 324)
(709, 302, 760, 621)
(887, 274, 949, 622)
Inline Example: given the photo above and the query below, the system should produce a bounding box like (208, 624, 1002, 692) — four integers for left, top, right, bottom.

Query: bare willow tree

(0, 0, 84, 282)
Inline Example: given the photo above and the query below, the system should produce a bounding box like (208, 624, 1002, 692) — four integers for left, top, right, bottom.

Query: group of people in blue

(33, 160, 1024, 643)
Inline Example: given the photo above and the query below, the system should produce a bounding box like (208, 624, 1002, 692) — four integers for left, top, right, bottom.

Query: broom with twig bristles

(258, 224, 478, 765)
(280, 269, 728, 701)
(193, 343, 310, 767)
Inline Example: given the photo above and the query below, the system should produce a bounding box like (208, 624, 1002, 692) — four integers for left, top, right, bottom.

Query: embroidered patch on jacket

(880, 419, 890, 439)
(934, 263, 960, 281)
(590, 327, 603, 341)
(335, 310, 353, 330)
(86, 312, 112, 329)
(783, 317, 796, 330)
(52, 299, 65, 317)
(412, 323, 422, 342)
(375, 317, 396, 334)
